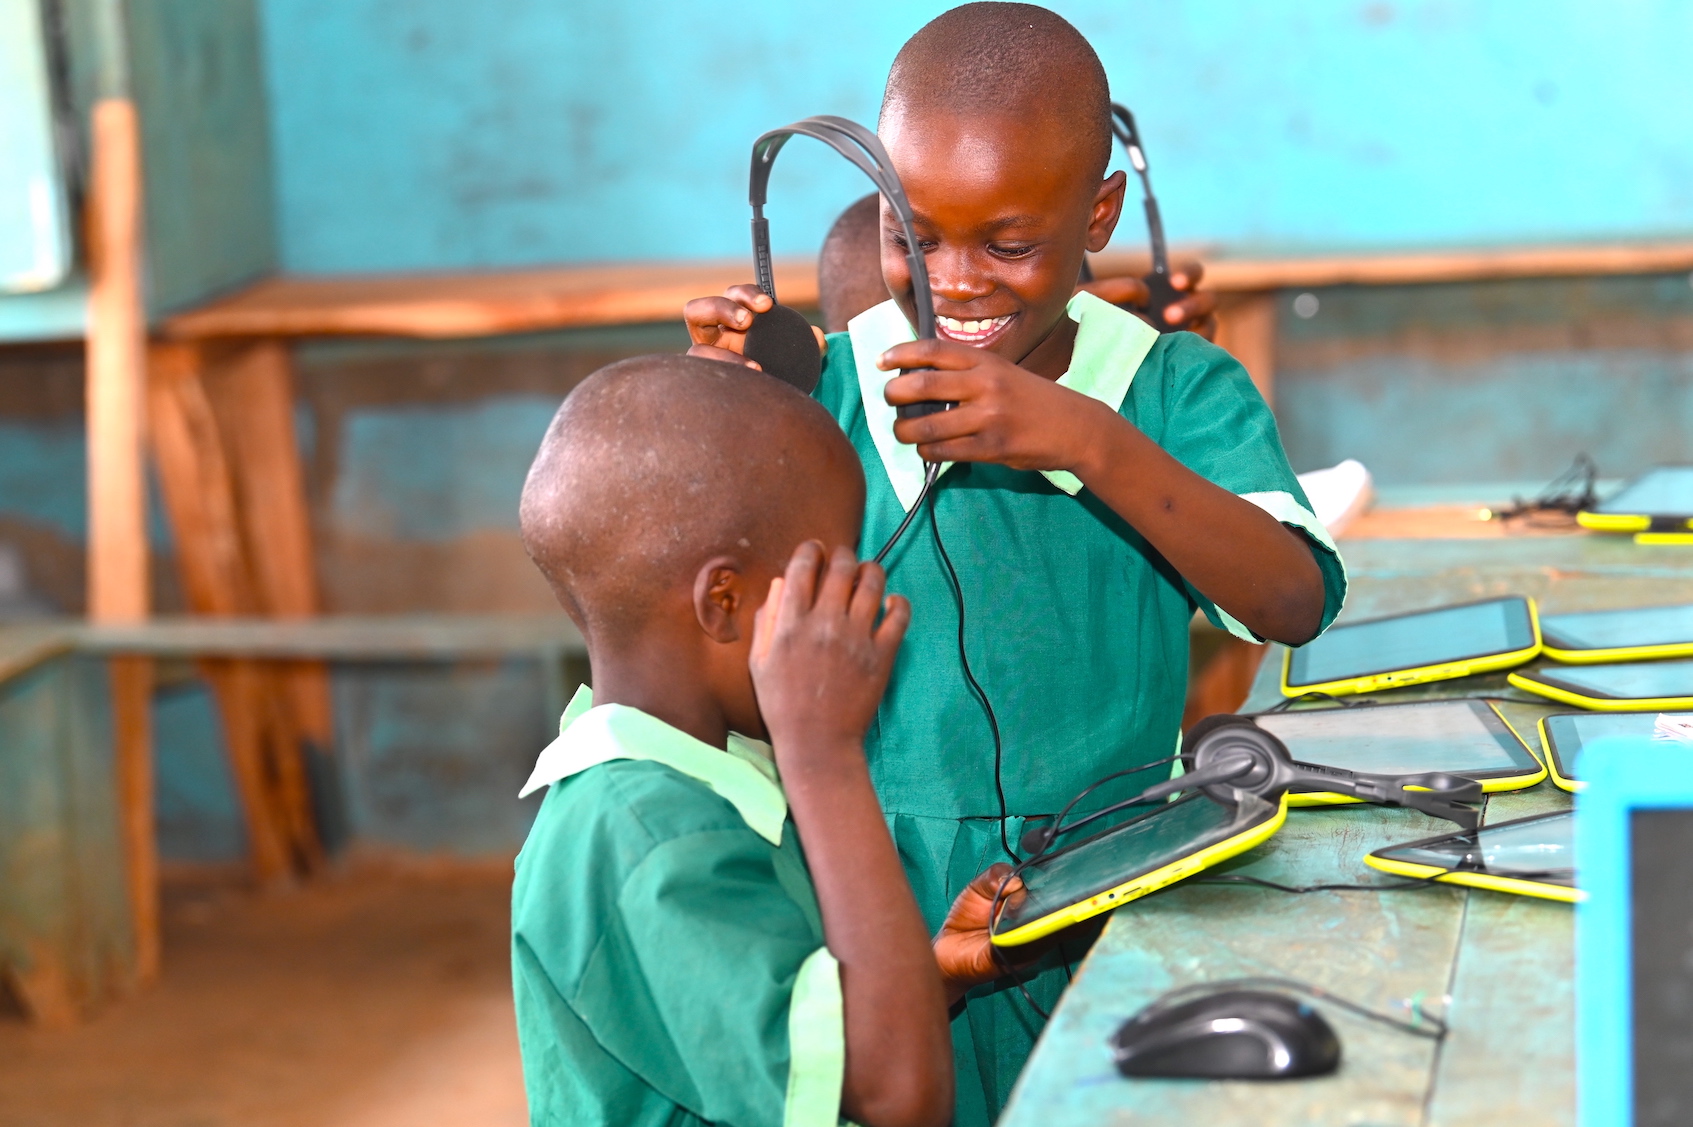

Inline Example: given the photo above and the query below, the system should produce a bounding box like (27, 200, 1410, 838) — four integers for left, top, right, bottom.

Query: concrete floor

(0, 866, 527, 1127)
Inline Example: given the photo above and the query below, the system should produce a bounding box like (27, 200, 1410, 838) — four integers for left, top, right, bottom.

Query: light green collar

(846, 289, 1160, 510)
(518, 685, 787, 845)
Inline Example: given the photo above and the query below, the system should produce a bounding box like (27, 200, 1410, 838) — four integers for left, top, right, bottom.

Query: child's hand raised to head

(749, 540, 910, 771)
(1078, 259, 1218, 341)
(684, 285, 827, 371)
(879, 337, 1124, 476)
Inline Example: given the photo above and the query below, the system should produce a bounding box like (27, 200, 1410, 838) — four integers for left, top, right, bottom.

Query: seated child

(511, 353, 1028, 1127)
(685, 6, 1348, 1123)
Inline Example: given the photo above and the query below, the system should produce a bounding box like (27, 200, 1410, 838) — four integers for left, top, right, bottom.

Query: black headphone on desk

(743, 115, 956, 421)
(1019, 714, 1483, 858)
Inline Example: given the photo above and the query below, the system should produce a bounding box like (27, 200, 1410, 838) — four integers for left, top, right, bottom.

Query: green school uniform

(512, 687, 847, 1127)
(814, 291, 1348, 1125)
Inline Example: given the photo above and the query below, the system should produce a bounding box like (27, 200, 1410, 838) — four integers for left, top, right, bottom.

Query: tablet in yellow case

(989, 791, 1287, 947)
(1253, 698, 1545, 807)
(1540, 604, 1693, 664)
(1577, 466, 1693, 533)
(1282, 595, 1541, 698)
(1508, 660, 1693, 711)
(1537, 710, 1673, 792)
(1364, 809, 1580, 903)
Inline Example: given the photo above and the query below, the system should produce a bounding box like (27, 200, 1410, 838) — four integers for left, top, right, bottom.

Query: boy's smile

(878, 107, 1126, 379)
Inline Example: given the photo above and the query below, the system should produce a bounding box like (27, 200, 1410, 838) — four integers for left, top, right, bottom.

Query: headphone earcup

(743, 303, 823, 395)
(1182, 716, 1291, 800)
(1180, 714, 1262, 770)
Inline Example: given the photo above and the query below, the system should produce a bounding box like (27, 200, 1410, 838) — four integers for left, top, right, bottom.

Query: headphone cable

(926, 487, 1016, 864)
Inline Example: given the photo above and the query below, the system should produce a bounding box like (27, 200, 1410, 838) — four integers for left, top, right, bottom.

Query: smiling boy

(684, 5, 1346, 1122)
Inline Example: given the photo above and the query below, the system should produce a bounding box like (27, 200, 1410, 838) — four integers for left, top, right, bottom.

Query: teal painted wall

(258, 0, 1693, 274)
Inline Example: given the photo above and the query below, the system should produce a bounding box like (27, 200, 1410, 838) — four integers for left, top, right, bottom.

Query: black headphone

(1109, 103, 1181, 332)
(1019, 714, 1483, 857)
(743, 115, 955, 419)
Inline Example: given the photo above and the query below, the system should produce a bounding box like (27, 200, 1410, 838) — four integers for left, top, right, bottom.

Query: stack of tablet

(1577, 465, 1693, 543)
(1508, 603, 1693, 713)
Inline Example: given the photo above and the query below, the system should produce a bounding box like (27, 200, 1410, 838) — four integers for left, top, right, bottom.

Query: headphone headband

(748, 116, 936, 341)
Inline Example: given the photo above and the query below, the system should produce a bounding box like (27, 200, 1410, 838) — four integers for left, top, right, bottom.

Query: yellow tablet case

(1363, 850, 1583, 903)
(989, 794, 1289, 948)
(1578, 512, 1693, 534)
(1284, 700, 1546, 807)
(1538, 715, 1582, 793)
(1281, 598, 1542, 698)
(1507, 669, 1693, 712)
(1543, 637, 1693, 664)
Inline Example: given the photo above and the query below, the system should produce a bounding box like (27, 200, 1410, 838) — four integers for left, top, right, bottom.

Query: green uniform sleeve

(568, 828, 843, 1127)
(1147, 333, 1348, 639)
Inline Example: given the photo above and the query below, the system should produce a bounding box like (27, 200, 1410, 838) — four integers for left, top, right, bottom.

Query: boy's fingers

(1169, 259, 1206, 291)
(815, 544, 858, 617)
(683, 295, 754, 339)
(882, 366, 984, 407)
(723, 283, 774, 313)
(780, 541, 825, 619)
(877, 338, 982, 372)
(750, 577, 784, 663)
(872, 593, 911, 657)
(1076, 275, 1150, 308)
(890, 401, 990, 448)
(687, 343, 761, 370)
(847, 560, 887, 627)
(1164, 289, 1217, 325)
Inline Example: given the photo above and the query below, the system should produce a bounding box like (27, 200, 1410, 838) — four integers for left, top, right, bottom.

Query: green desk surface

(1002, 534, 1693, 1127)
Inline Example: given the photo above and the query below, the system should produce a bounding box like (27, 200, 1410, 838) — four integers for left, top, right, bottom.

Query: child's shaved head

(521, 354, 864, 637)
(881, 3, 1111, 181)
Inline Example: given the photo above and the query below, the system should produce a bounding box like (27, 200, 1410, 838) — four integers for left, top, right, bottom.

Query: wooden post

(1214, 291, 1278, 407)
(85, 97, 158, 985)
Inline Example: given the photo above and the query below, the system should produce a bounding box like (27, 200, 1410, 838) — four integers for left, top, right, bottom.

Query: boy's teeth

(939, 314, 1009, 338)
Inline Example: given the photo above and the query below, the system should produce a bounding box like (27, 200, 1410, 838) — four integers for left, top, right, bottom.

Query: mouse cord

(926, 490, 1016, 863)
(1143, 975, 1448, 1040)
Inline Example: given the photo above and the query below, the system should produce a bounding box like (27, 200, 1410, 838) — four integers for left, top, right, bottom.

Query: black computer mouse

(1110, 989, 1341, 1080)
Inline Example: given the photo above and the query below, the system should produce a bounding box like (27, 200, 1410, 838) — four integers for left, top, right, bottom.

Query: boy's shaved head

(521, 354, 864, 637)
(820, 193, 887, 333)
(881, 3, 1111, 181)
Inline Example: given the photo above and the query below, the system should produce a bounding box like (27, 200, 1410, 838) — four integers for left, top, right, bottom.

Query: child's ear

(692, 556, 747, 644)
(1086, 170, 1128, 253)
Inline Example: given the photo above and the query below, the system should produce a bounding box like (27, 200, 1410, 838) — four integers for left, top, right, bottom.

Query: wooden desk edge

(158, 241, 1693, 341)
(2, 616, 587, 667)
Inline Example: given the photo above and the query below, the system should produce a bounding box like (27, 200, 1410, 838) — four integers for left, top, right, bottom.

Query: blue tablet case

(1579, 734, 1693, 1127)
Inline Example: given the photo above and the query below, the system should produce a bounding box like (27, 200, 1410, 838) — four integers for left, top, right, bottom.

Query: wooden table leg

(86, 97, 157, 989)
(147, 341, 319, 883)
(201, 340, 334, 750)
(1214, 290, 1278, 407)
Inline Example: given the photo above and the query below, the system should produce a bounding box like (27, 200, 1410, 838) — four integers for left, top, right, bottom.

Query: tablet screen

(1527, 660, 1693, 702)
(997, 794, 1264, 934)
(1377, 810, 1574, 888)
(1592, 466, 1693, 517)
(1287, 596, 1536, 689)
(1541, 605, 1693, 652)
(1543, 711, 1667, 781)
(1255, 699, 1535, 777)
